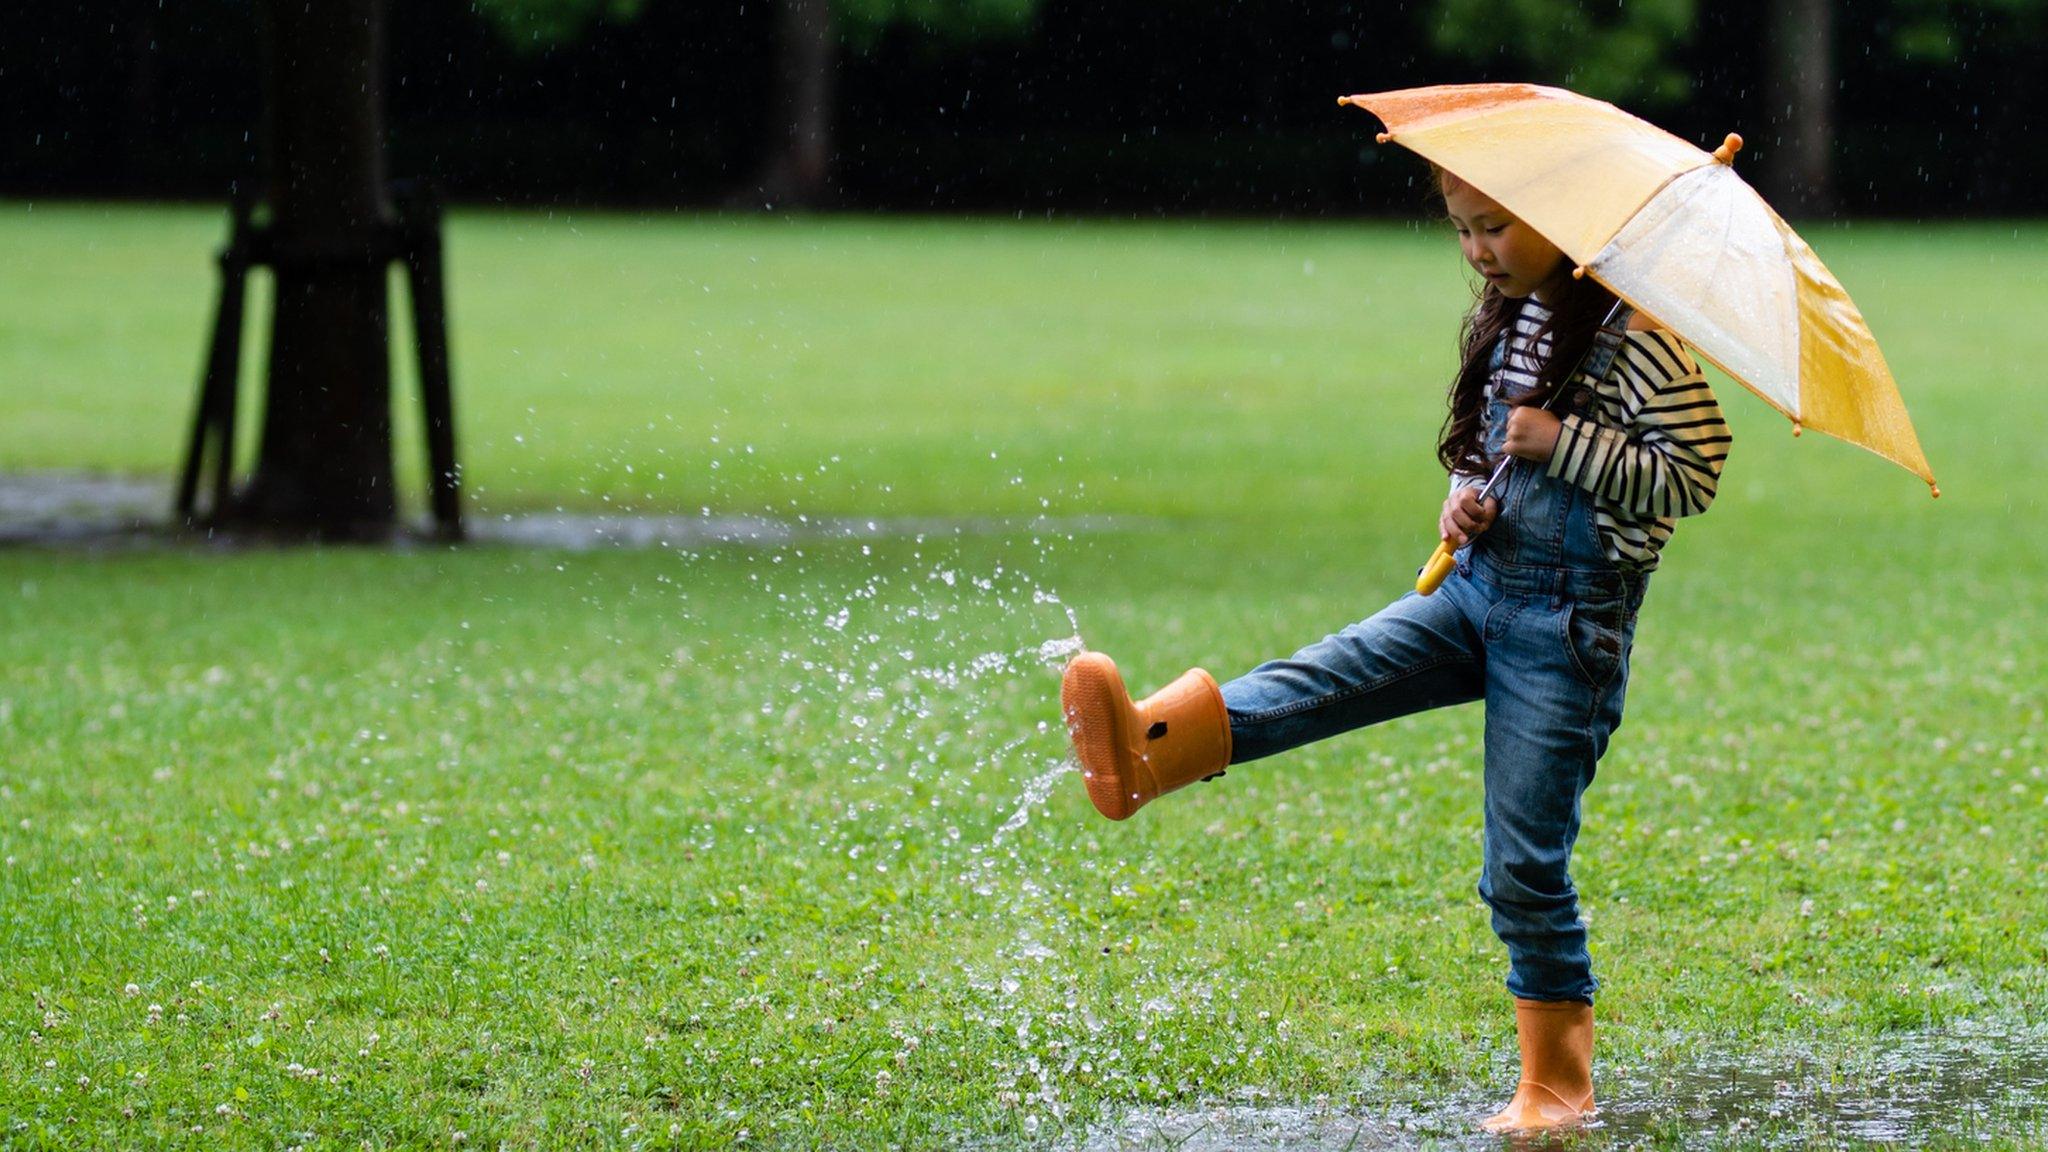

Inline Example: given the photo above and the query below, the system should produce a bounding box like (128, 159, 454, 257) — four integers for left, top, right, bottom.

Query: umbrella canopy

(1339, 83, 1938, 494)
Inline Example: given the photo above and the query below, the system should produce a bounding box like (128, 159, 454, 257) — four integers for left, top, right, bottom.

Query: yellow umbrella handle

(1416, 538, 1458, 596)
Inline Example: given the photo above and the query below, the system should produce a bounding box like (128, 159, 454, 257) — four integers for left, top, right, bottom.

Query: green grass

(2, 202, 2047, 1149)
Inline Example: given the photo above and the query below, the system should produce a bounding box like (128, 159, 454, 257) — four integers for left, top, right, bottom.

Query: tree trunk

(236, 0, 397, 540)
(755, 0, 835, 207)
(1764, 0, 1834, 217)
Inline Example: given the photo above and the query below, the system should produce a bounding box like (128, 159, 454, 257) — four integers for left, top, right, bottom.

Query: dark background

(4, 0, 2036, 217)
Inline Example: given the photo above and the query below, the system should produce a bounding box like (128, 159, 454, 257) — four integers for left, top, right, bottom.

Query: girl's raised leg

(1222, 575, 1489, 765)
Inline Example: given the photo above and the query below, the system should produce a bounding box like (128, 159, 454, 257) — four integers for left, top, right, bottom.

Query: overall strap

(1578, 304, 1636, 386)
(1560, 303, 1636, 416)
(1486, 300, 1635, 417)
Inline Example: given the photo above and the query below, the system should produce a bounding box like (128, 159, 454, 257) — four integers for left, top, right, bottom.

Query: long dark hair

(1431, 172, 1618, 478)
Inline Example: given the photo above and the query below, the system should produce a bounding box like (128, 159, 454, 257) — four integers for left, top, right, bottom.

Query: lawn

(2, 203, 2046, 1149)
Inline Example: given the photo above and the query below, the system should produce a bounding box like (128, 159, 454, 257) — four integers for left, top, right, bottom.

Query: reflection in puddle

(1073, 1020, 2048, 1150)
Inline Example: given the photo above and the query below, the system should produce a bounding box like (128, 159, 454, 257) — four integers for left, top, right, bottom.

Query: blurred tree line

(4, 0, 2037, 540)
(4, 0, 2039, 215)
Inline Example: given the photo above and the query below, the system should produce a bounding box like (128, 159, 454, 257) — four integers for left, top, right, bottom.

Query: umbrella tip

(1711, 133, 1744, 165)
(1930, 482, 1942, 499)
(1375, 131, 1392, 144)
(1791, 419, 1803, 437)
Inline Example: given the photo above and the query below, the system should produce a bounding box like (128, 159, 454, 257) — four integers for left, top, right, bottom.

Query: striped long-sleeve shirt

(1453, 302, 1732, 571)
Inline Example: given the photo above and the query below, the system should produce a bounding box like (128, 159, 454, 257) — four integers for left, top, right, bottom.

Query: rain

(4, 1, 2047, 1149)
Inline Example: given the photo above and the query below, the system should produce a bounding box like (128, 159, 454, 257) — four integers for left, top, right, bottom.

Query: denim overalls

(1218, 306, 1648, 1005)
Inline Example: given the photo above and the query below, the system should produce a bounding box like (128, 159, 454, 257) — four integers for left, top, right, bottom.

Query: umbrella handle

(1416, 539, 1458, 596)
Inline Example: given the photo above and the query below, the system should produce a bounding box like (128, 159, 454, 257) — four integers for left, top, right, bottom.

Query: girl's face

(1442, 179, 1568, 303)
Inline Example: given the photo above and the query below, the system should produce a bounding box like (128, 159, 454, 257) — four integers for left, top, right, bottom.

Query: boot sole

(1060, 653, 1138, 821)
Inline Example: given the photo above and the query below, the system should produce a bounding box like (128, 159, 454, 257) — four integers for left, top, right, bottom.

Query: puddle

(470, 510, 1141, 551)
(0, 471, 1146, 548)
(1072, 1019, 2048, 1150)
(0, 471, 163, 543)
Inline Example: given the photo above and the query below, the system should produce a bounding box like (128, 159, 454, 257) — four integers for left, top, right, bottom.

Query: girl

(1059, 169, 1731, 1132)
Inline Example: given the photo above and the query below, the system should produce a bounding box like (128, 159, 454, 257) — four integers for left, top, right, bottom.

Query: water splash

(995, 759, 1076, 843)
(1037, 629, 1086, 667)
(643, 435, 1250, 1145)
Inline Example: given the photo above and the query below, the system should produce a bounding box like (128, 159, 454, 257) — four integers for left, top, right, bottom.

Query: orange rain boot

(1479, 998, 1596, 1132)
(1059, 652, 1231, 821)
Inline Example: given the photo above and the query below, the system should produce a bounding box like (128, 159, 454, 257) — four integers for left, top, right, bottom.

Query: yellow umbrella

(1336, 83, 1941, 593)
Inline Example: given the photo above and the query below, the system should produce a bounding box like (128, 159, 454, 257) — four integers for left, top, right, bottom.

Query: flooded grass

(1080, 1021, 2048, 1149)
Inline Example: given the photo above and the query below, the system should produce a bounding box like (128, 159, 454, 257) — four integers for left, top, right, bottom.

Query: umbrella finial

(1711, 133, 1744, 165)
(1375, 132, 1392, 144)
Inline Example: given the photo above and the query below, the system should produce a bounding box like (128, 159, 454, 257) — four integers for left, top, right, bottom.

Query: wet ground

(0, 471, 165, 545)
(0, 471, 1139, 549)
(18, 469, 2047, 1150)
(1075, 1019, 2048, 1150)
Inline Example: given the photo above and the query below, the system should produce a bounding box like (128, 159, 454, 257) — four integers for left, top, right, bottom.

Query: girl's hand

(1440, 488, 1499, 548)
(1503, 407, 1564, 462)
